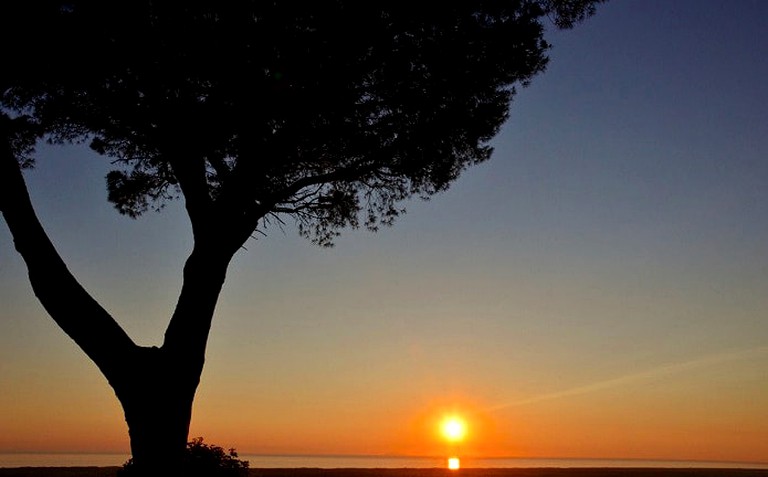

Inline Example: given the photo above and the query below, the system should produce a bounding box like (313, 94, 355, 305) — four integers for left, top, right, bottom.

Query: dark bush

(118, 437, 249, 477)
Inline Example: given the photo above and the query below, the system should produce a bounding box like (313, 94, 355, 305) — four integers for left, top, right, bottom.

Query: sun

(441, 416, 466, 442)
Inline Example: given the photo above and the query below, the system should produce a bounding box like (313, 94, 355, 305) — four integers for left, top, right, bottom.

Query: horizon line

(1, 451, 766, 466)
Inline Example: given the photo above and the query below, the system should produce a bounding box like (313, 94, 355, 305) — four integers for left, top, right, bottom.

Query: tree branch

(161, 241, 232, 379)
(0, 133, 136, 382)
(274, 163, 376, 204)
(166, 153, 213, 240)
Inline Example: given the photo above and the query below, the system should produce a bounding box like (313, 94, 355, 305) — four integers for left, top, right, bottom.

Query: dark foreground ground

(1, 469, 767, 477)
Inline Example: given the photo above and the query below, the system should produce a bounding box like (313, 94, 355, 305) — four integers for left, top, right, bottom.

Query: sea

(1, 454, 767, 470)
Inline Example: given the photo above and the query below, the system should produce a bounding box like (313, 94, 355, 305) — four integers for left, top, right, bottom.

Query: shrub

(118, 437, 250, 477)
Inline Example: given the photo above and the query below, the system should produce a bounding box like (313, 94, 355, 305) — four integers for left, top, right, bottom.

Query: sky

(1, 0, 767, 465)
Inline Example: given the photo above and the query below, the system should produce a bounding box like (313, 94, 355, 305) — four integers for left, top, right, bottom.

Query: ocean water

(1, 454, 767, 470)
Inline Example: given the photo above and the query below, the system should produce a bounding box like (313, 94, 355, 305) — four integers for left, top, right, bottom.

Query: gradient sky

(1, 0, 767, 464)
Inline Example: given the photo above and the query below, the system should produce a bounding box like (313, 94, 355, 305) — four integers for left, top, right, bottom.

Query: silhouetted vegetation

(0, 1, 604, 475)
(118, 437, 248, 477)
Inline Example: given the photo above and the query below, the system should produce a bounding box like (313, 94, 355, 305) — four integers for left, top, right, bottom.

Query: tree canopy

(2, 1, 602, 247)
(1, 3, 604, 473)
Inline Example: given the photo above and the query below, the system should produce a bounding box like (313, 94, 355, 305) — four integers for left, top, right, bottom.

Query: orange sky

(1, 344, 766, 463)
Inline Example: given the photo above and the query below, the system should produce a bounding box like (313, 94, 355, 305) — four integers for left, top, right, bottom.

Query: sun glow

(448, 457, 460, 470)
(441, 416, 466, 442)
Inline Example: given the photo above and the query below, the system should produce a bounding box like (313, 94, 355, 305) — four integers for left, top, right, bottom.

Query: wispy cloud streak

(488, 345, 768, 411)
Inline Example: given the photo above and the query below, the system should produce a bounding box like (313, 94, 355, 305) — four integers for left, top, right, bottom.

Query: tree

(0, 1, 603, 475)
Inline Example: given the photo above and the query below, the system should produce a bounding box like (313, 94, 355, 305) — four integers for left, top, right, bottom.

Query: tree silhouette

(1, 1, 604, 475)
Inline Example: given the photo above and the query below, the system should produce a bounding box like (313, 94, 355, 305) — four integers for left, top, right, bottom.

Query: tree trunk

(1, 129, 237, 477)
(114, 348, 197, 476)
(114, 243, 232, 476)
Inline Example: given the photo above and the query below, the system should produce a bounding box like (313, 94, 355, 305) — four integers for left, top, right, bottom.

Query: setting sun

(447, 457, 460, 470)
(441, 416, 466, 442)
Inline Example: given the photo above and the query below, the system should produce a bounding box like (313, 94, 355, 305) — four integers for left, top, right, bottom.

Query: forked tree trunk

(109, 244, 231, 477)
(1, 130, 236, 477)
